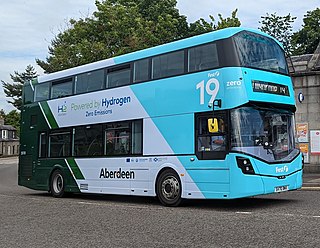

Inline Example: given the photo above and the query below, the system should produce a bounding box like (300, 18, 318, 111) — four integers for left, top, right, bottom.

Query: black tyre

(50, 170, 65, 197)
(156, 169, 182, 207)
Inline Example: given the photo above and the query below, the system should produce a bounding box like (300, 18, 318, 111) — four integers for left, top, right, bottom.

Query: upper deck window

(23, 83, 34, 104)
(51, 78, 73, 99)
(75, 69, 104, 94)
(188, 43, 219, 72)
(34, 83, 50, 102)
(134, 59, 149, 83)
(234, 31, 288, 74)
(106, 65, 131, 88)
(152, 50, 184, 79)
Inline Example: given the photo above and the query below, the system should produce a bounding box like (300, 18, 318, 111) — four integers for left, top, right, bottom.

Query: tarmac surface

(0, 156, 319, 189)
(302, 172, 320, 188)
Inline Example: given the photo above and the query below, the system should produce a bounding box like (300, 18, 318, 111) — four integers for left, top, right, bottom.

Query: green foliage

(259, 13, 296, 55)
(291, 8, 320, 55)
(37, 0, 189, 73)
(0, 109, 5, 119)
(4, 110, 20, 132)
(1, 65, 38, 111)
(36, 0, 241, 73)
(189, 9, 240, 37)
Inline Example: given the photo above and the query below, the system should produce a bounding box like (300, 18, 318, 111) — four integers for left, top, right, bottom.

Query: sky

(0, 0, 319, 112)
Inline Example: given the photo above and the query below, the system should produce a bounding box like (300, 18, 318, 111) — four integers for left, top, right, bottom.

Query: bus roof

(38, 27, 279, 83)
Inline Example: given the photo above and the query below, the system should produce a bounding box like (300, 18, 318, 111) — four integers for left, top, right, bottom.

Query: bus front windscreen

(234, 31, 289, 74)
(230, 106, 299, 163)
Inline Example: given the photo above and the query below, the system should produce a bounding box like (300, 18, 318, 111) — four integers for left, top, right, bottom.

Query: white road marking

(0, 194, 319, 219)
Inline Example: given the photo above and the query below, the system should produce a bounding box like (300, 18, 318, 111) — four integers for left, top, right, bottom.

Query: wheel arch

(48, 164, 66, 191)
(154, 166, 183, 196)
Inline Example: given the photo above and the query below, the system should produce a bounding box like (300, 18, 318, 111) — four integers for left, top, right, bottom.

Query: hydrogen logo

(276, 166, 288, 173)
(58, 102, 67, 114)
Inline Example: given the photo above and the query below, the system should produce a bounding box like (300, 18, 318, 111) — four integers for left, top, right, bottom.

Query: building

(290, 42, 320, 173)
(0, 118, 19, 157)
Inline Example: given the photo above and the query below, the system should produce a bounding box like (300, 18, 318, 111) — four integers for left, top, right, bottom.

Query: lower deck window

(74, 125, 103, 156)
(49, 131, 71, 157)
(40, 119, 142, 158)
(105, 120, 142, 156)
(39, 132, 47, 158)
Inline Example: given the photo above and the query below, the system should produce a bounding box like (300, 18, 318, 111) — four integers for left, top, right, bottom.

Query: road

(1, 158, 320, 248)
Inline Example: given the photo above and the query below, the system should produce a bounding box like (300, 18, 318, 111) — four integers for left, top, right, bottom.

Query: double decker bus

(19, 27, 303, 206)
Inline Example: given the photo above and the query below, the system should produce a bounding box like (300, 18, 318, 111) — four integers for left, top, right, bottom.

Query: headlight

(236, 157, 255, 175)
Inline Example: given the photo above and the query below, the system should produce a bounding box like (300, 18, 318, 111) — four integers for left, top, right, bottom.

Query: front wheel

(156, 169, 182, 207)
(50, 170, 65, 197)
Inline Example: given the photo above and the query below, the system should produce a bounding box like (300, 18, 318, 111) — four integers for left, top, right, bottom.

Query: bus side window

(23, 82, 34, 104)
(105, 120, 142, 156)
(30, 115, 37, 128)
(134, 59, 149, 83)
(131, 120, 142, 154)
(105, 122, 131, 155)
(34, 83, 50, 102)
(51, 79, 73, 99)
(74, 125, 103, 157)
(75, 70, 104, 94)
(188, 43, 219, 72)
(197, 115, 226, 152)
(152, 50, 184, 79)
(48, 130, 71, 157)
(106, 65, 131, 88)
(39, 132, 47, 158)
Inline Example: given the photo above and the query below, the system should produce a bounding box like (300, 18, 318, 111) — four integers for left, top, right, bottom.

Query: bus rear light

(236, 157, 255, 175)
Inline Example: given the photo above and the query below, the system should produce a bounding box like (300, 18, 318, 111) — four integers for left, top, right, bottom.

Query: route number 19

(196, 78, 220, 105)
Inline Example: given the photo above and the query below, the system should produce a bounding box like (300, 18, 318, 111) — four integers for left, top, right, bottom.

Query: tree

(1, 65, 38, 110)
(36, 0, 241, 73)
(259, 13, 296, 55)
(291, 8, 320, 55)
(36, 0, 189, 73)
(189, 9, 241, 37)
(0, 109, 5, 119)
(4, 110, 20, 132)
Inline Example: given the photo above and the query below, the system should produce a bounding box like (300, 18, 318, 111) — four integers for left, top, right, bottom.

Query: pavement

(1, 156, 320, 189)
(302, 173, 320, 189)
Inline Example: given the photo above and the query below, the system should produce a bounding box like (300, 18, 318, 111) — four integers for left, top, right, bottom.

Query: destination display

(252, 80, 290, 96)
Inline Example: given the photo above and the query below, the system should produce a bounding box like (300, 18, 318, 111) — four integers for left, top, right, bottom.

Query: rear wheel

(157, 169, 182, 207)
(50, 170, 65, 197)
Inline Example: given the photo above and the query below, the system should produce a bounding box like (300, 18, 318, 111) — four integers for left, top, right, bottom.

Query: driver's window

(197, 115, 226, 152)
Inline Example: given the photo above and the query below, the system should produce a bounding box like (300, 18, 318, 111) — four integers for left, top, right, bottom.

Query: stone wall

(291, 43, 320, 172)
(0, 140, 20, 157)
(293, 74, 320, 172)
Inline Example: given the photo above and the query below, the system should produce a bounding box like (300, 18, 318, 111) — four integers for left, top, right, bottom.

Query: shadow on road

(24, 190, 300, 211)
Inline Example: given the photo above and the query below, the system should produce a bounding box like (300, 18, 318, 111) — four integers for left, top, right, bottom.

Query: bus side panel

(228, 154, 265, 198)
(185, 169, 230, 199)
(36, 159, 81, 193)
(19, 104, 45, 189)
(179, 157, 230, 199)
(19, 158, 80, 193)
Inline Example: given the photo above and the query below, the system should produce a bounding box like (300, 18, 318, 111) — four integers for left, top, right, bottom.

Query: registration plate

(274, 185, 289, 193)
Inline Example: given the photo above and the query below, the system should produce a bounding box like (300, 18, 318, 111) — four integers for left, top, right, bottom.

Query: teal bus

(19, 27, 303, 206)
